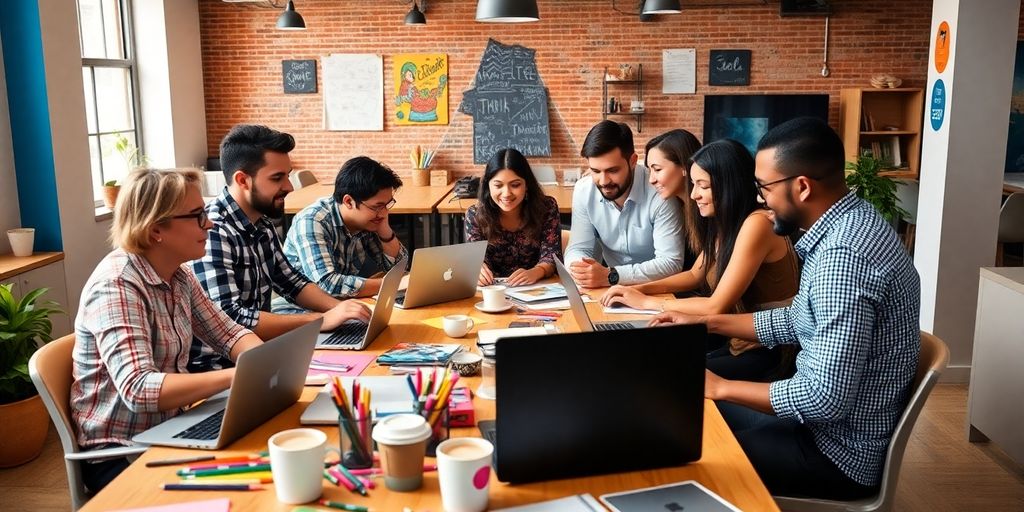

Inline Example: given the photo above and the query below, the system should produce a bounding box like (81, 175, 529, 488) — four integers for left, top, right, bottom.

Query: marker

(177, 464, 272, 477)
(319, 500, 371, 512)
(145, 455, 216, 467)
(334, 464, 368, 496)
(176, 478, 272, 485)
(161, 483, 263, 491)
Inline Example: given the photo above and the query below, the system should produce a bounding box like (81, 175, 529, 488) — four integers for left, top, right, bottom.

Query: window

(77, 0, 142, 206)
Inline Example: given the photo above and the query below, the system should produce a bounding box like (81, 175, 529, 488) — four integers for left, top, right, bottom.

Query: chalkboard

(460, 39, 551, 164)
(283, 59, 317, 94)
(709, 50, 751, 86)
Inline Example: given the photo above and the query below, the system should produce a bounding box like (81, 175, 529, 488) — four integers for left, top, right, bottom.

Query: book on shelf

(888, 136, 902, 168)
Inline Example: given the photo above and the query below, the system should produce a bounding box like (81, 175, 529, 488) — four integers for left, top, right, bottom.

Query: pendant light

(641, 0, 681, 15)
(475, 0, 540, 23)
(276, 0, 306, 30)
(405, 1, 426, 25)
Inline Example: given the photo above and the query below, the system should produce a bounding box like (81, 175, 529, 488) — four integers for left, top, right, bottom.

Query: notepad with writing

(305, 353, 375, 385)
(493, 494, 603, 511)
(599, 481, 741, 512)
(111, 498, 230, 512)
(375, 343, 464, 366)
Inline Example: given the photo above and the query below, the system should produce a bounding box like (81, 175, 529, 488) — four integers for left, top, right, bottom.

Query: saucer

(475, 300, 514, 313)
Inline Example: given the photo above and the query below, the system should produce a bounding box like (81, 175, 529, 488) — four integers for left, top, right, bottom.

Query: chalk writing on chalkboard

(460, 39, 551, 164)
(709, 50, 751, 86)
(283, 59, 317, 94)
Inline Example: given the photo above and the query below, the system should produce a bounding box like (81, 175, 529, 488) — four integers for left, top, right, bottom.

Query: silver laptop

(132, 318, 322, 449)
(395, 241, 488, 309)
(316, 254, 407, 350)
(554, 258, 649, 331)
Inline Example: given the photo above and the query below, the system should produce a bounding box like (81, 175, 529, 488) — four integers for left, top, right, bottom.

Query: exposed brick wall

(198, 0, 933, 183)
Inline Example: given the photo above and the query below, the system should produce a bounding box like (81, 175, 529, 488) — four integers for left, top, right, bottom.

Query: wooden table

(81, 289, 779, 512)
(285, 183, 455, 247)
(436, 185, 577, 244)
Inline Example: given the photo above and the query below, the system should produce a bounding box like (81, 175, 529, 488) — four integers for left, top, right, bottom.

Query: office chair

(774, 331, 949, 512)
(996, 192, 1024, 266)
(28, 335, 147, 510)
(289, 169, 319, 190)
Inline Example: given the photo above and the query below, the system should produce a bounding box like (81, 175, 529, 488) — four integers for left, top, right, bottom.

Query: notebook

(305, 353, 376, 385)
(599, 481, 742, 512)
(505, 283, 568, 303)
(376, 343, 464, 366)
(493, 494, 603, 511)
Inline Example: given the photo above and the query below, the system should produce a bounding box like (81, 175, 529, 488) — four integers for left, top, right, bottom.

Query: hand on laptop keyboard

(322, 300, 371, 331)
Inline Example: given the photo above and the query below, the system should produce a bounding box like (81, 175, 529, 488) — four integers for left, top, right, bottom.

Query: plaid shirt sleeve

(754, 306, 798, 348)
(768, 247, 879, 423)
(285, 210, 359, 296)
(268, 231, 311, 302)
(80, 277, 166, 414)
(186, 269, 251, 356)
(367, 232, 409, 276)
(192, 226, 262, 328)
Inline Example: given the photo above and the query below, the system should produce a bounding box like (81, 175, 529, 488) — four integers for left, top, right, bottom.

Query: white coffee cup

(436, 438, 494, 512)
(480, 285, 507, 310)
(7, 228, 35, 257)
(268, 428, 332, 504)
(443, 314, 475, 338)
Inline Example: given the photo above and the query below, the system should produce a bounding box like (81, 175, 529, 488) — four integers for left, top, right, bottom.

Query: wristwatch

(378, 230, 397, 243)
(607, 267, 619, 286)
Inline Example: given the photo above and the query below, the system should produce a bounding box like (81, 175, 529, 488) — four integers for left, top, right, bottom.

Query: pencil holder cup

(425, 405, 450, 458)
(338, 414, 374, 469)
(412, 168, 430, 187)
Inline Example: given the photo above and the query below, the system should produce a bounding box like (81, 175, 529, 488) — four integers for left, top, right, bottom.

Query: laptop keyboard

(173, 409, 225, 440)
(319, 321, 369, 347)
(596, 322, 635, 331)
(394, 291, 406, 306)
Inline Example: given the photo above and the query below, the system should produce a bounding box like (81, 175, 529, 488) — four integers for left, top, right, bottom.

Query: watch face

(608, 269, 619, 285)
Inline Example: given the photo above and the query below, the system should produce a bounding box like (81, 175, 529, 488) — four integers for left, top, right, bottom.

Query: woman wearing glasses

(601, 139, 799, 381)
(466, 148, 561, 286)
(71, 168, 264, 492)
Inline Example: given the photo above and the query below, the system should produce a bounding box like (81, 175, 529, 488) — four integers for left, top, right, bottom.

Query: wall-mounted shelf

(840, 87, 924, 179)
(602, 64, 644, 133)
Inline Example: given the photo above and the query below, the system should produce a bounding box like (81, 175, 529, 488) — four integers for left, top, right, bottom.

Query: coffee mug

(269, 428, 336, 504)
(443, 314, 475, 338)
(436, 438, 494, 512)
(372, 414, 433, 492)
(451, 352, 483, 376)
(480, 285, 507, 310)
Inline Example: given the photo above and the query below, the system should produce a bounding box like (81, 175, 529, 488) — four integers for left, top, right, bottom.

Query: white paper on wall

(663, 49, 696, 94)
(322, 54, 383, 131)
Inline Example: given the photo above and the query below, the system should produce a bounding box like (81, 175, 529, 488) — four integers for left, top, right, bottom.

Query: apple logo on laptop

(269, 371, 280, 389)
(443, 268, 454, 281)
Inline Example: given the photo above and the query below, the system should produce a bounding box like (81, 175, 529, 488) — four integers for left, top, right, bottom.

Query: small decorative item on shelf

(6, 228, 35, 257)
(430, 170, 451, 187)
(870, 74, 903, 88)
(102, 180, 120, 209)
(618, 64, 634, 80)
(409, 145, 436, 186)
(630, 100, 645, 113)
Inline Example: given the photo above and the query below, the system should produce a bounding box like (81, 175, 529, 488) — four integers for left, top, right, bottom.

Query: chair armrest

(65, 445, 148, 461)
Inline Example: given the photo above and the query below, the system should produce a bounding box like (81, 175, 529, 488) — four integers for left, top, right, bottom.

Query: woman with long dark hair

(465, 148, 562, 286)
(601, 139, 799, 381)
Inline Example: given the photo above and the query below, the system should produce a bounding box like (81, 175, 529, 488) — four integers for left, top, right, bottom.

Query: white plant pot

(7, 228, 35, 257)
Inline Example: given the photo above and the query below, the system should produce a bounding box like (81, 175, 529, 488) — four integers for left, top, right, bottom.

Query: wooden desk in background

(437, 185, 577, 243)
(284, 183, 455, 246)
(80, 288, 779, 512)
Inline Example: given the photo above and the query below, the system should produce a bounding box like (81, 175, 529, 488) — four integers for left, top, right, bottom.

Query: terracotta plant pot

(0, 394, 50, 467)
(103, 185, 120, 209)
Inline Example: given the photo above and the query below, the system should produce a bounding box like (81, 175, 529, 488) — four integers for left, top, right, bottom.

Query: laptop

(553, 258, 649, 331)
(395, 241, 487, 309)
(133, 318, 322, 449)
(478, 324, 707, 483)
(316, 254, 407, 350)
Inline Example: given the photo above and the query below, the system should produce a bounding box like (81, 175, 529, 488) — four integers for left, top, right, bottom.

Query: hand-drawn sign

(283, 60, 317, 94)
(709, 50, 751, 86)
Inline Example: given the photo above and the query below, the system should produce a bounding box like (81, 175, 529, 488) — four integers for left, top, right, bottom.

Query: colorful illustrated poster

(393, 54, 449, 125)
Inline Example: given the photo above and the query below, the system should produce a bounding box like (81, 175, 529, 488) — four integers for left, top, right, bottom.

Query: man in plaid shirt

(191, 125, 370, 371)
(281, 156, 408, 301)
(653, 118, 920, 500)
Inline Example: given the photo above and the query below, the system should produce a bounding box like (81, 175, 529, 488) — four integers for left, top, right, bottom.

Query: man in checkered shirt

(653, 117, 920, 500)
(190, 125, 371, 371)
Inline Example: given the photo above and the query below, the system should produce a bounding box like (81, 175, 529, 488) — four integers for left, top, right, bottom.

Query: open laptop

(133, 318, 322, 449)
(395, 241, 487, 309)
(553, 258, 649, 331)
(478, 324, 707, 483)
(316, 254, 407, 350)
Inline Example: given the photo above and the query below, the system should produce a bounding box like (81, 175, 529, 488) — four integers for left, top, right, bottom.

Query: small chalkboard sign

(283, 59, 317, 94)
(709, 50, 751, 86)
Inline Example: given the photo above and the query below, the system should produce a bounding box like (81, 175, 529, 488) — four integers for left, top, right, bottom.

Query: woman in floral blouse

(465, 148, 562, 286)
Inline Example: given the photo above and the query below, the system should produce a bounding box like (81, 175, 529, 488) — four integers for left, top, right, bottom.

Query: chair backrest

(289, 170, 319, 190)
(998, 192, 1024, 243)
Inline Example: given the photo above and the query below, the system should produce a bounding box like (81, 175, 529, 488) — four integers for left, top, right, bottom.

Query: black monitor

(703, 94, 830, 155)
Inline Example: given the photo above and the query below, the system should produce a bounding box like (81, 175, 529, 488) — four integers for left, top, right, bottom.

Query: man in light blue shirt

(564, 121, 686, 287)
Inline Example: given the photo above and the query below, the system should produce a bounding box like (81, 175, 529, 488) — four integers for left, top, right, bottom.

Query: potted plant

(845, 154, 909, 224)
(0, 284, 62, 467)
(102, 179, 120, 209)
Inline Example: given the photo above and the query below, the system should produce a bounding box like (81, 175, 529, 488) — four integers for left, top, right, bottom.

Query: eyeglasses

(754, 175, 800, 201)
(166, 210, 209, 229)
(357, 198, 397, 215)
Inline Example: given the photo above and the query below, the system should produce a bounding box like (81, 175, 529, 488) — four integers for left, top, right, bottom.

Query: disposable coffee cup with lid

(372, 414, 433, 491)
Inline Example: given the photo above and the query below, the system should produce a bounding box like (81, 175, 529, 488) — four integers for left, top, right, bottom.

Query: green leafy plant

(113, 133, 148, 169)
(103, 179, 118, 187)
(0, 284, 63, 404)
(845, 155, 909, 223)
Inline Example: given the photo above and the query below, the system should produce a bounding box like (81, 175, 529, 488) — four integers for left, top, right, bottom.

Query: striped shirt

(754, 192, 921, 486)
(282, 196, 408, 298)
(71, 249, 250, 449)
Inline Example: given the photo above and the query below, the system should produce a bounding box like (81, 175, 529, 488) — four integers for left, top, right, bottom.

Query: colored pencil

(145, 455, 216, 467)
(177, 464, 272, 477)
(320, 500, 372, 512)
(177, 478, 272, 485)
(183, 471, 273, 481)
(161, 483, 263, 491)
(183, 460, 269, 472)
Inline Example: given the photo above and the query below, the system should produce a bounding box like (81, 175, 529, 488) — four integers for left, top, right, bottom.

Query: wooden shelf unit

(602, 64, 644, 133)
(839, 88, 924, 179)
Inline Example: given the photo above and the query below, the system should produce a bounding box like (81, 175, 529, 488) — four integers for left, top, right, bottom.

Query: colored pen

(357, 476, 376, 489)
(161, 483, 263, 491)
(183, 460, 268, 472)
(328, 467, 356, 492)
(145, 455, 216, 467)
(177, 464, 272, 477)
(405, 374, 419, 402)
(334, 464, 369, 496)
(320, 500, 371, 512)
(177, 478, 272, 485)
(183, 471, 273, 481)
(323, 469, 340, 485)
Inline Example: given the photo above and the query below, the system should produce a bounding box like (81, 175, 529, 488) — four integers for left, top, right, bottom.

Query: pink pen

(357, 476, 376, 489)
(328, 467, 356, 492)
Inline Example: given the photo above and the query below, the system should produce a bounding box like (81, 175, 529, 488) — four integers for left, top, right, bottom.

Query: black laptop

(478, 324, 707, 483)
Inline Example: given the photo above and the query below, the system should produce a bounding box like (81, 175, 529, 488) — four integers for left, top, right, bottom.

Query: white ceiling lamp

(475, 0, 540, 23)
(641, 0, 681, 15)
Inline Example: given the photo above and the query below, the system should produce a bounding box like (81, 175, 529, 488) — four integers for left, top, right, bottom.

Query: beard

(599, 167, 634, 202)
(250, 184, 286, 219)
(771, 210, 800, 236)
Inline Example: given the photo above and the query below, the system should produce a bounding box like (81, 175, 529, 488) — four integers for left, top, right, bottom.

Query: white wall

(0, 37, 22, 254)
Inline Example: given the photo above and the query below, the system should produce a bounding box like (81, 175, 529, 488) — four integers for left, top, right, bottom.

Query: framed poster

(393, 53, 449, 125)
(1005, 41, 1024, 172)
(709, 50, 751, 86)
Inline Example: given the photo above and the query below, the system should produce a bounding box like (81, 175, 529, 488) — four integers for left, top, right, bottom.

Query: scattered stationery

(319, 499, 372, 512)
(375, 343, 464, 366)
(161, 483, 263, 491)
(145, 455, 216, 467)
(328, 376, 375, 469)
(301, 377, 417, 425)
(505, 283, 568, 303)
(110, 498, 231, 512)
(602, 305, 659, 315)
(493, 494, 604, 511)
(599, 481, 742, 512)
(448, 386, 475, 427)
(420, 315, 490, 330)
(306, 353, 375, 385)
(411, 367, 460, 428)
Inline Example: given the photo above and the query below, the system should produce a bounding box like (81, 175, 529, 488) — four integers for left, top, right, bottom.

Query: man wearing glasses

(190, 124, 371, 372)
(281, 156, 408, 301)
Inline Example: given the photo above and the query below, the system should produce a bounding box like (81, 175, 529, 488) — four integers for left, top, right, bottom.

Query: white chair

(996, 192, 1024, 266)
(289, 169, 319, 190)
(28, 335, 147, 510)
(895, 180, 918, 252)
(774, 331, 949, 512)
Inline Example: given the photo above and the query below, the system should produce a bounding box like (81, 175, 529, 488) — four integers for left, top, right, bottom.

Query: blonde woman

(70, 168, 265, 492)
